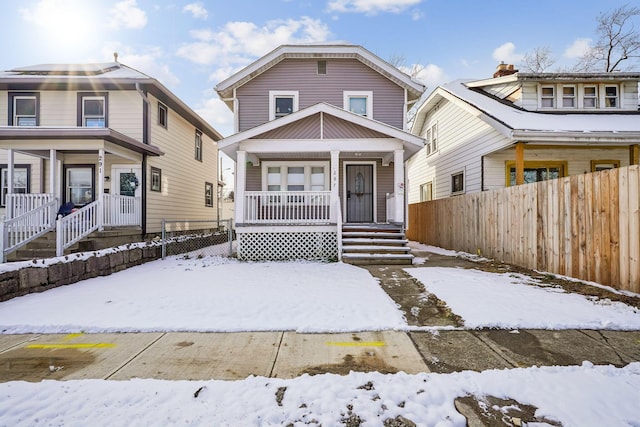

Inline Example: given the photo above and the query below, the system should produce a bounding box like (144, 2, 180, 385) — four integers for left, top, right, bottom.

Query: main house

(407, 64, 640, 203)
(215, 44, 425, 263)
(0, 60, 222, 261)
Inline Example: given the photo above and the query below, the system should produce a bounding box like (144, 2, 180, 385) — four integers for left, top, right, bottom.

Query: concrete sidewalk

(2, 329, 639, 383)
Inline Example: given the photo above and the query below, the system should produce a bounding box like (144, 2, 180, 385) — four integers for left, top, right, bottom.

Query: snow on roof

(1, 62, 152, 80)
(439, 79, 640, 134)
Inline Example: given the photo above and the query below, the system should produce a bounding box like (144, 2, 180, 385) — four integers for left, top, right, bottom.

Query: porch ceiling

(248, 151, 391, 160)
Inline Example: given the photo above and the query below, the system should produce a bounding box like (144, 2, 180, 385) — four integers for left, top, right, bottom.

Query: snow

(1, 247, 640, 426)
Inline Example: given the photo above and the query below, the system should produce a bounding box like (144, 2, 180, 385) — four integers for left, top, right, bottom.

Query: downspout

(481, 156, 485, 191)
(136, 82, 151, 235)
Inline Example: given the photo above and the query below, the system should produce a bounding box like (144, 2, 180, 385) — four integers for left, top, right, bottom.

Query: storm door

(346, 164, 373, 223)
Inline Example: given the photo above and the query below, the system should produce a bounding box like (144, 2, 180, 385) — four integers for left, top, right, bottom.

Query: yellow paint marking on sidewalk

(325, 341, 386, 347)
(25, 343, 116, 349)
(62, 333, 85, 342)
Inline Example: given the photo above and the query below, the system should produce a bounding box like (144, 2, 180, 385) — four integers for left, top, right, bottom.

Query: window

(420, 182, 433, 202)
(205, 182, 214, 207)
(65, 165, 94, 206)
(591, 160, 619, 172)
(80, 95, 106, 127)
(604, 85, 618, 108)
(451, 172, 464, 194)
(562, 86, 576, 108)
(150, 167, 162, 192)
(13, 96, 37, 126)
(158, 103, 168, 129)
(262, 161, 329, 192)
(425, 123, 438, 155)
(195, 130, 202, 161)
(317, 60, 327, 75)
(344, 91, 373, 117)
(0, 165, 30, 207)
(540, 86, 555, 108)
(583, 86, 598, 108)
(506, 161, 566, 186)
(269, 91, 299, 120)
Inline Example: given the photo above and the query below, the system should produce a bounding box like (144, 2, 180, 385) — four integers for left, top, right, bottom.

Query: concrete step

(342, 232, 405, 239)
(341, 253, 414, 265)
(342, 238, 409, 245)
(342, 245, 411, 253)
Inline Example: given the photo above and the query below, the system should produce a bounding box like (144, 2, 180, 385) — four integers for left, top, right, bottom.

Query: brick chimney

(493, 62, 518, 78)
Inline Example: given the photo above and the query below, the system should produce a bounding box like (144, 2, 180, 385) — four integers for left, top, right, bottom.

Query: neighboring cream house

(0, 61, 222, 260)
(215, 44, 425, 263)
(407, 65, 640, 203)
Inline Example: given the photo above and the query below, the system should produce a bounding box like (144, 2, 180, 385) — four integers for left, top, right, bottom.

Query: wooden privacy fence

(407, 165, 640, 293)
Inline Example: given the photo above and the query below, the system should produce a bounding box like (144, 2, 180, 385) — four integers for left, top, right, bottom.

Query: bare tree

(577, 3, 640, 72)
(388, 53, 425, 79)
(520, 46, 556, 72)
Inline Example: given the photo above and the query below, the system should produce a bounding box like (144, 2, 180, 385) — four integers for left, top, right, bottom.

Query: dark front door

(346, 164, 373, 223)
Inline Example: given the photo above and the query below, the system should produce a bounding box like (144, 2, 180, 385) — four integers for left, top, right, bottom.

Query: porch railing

(244, 191, 331, 224)
(102, 194, 142, 227)
(386, 193, 397, 223)
(56, 200, 100, 256)
(5, 193, 56, 220)
(0, 197, 58, 261)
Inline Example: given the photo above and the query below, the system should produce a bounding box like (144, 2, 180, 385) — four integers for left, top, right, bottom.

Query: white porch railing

(0, 198, 58, 261)
(5, 193, 56, 220)
(386, 193, 397, 223)
(244, 191, 331, 224)
(102, 194, 142, 227)
(56, 200, 100, 256)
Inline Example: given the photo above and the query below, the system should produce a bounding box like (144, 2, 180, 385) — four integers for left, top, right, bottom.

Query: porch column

(394, 149, 404, 224)
(49, 149, 57, 195)
(330, 150, 340, 223)
(6, 149, 14, 218)
(515, 142, 525, 185)
(235, 150, 246, 225)
(97, 149, 105, 231)
(631, 144, 640, 166)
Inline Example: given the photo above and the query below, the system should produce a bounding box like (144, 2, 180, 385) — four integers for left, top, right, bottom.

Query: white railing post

(0, 220, 6, 263)
(56, 218, 63, 257)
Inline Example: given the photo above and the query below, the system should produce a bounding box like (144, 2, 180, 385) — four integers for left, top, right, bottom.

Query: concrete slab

(0, 333, 163, 382)
(271, 331, 428, 378)
(108, 332, 282, 381)
(475, 329, 628, 368)
(0, 334, 41, 352)
(410, 331, 513, 373)
(581, 330, 640, 364)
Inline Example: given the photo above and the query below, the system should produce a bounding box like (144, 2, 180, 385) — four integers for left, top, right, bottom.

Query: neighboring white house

(215, 43, 425, 263)
(407, 64, 640, 203)
(0, 61, 222, 260)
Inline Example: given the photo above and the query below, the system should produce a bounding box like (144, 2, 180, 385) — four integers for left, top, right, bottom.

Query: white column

(235, 150, 246, 225)
(97, 149, 105, 231)
(394, 149, 404, 225)
(49, 149, 57, 195)
(330, 150, 340, 223)
(6, 149, 14, 218)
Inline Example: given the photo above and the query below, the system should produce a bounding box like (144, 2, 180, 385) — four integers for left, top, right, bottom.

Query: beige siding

(520, 82, 539, 110)
(145, 94, 218, 233)
(0, 92, 7, 126)
(482, 82, 521, 102)
(622, 81, 639, 109)
(39, 91, 77, 126)
(108, 91, 143, 140)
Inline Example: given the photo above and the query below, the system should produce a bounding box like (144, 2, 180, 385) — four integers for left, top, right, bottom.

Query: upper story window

(540, 86, 555, 108)
(562, 86, 576, 108)
(317, 60, 327, 75)
(604, 85, 618, 108)
(425, 123, 438, 155)
(195, 130, 203, 162)
(13, 95, 38, 126)
(269, 91, 299, 120)
(158, 102, 168, 129)
(344, 91, 373, 117)
(78, 93, 108, 127)
(583, 86, 598, 108)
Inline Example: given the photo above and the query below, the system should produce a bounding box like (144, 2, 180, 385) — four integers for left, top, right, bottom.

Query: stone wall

(0, 245, 162, 302)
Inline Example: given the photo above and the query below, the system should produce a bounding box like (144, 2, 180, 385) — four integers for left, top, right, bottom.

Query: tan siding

(108, 91, 143, 140)
(40, 91, 77, 126)
(145, 94, 218, 233)
(521, 82, 539, 110)
(237, 58, 405, 131)
(622, 81, 638, 109)
(0, 92, 7, 126)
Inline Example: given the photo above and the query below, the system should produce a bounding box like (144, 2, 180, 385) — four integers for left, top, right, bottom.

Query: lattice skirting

(238, 231, 338, 261)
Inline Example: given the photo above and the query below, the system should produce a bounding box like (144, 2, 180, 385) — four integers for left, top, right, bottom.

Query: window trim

(420, 181, 433, 202)
(0, 164, 31, 207)
(505, 160, 567, 187)
(195, 130, 203, 162)
(9, 93, 39, 126)
(451, 171, 465, 195)
(344, 90, 373, 117)
(582, 85, 598, 109)
(150, 167, 162, 192)
(540, 85, 555, 108)
(77, 92, 108, 127)
(590, 160, 620, 172)
(602, 84, 619, 109)
(63, 164, 95, 206)
(158, 102, 168, 129)
(205, 182, 214, 207)
(269, 90, 299, 120)
(561, 85, 576, 108)
(261, 161, 330, 192)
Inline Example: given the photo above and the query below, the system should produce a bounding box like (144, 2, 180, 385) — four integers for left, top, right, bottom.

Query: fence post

(161, 219, 166, 259)
(227, 219, 233, 256)
(55, 218, 63, 257)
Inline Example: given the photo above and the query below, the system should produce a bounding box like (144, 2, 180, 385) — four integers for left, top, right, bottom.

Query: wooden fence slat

(629, 166, 639, 293)
(618, 167, 630, 290)
(609, 169, 620, 288)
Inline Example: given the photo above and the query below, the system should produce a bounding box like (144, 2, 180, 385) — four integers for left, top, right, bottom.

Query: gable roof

(413, 79, 640, 141)
(218, 102, 424, 160)
(0, 62, 223, 141)
(215, 43, 425, 108)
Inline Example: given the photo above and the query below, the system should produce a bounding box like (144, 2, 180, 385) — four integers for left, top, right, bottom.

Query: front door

(346, 164, 373, 223)
(111, 165, 142, 224)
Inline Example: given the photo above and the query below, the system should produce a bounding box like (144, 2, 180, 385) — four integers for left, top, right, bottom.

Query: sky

(0, 0, 637, 143)
(1, 244, 640, 425)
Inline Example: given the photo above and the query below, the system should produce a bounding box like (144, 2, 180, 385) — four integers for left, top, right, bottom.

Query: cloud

(183, 3, 208, 20)
(410, 9, 424, 20)
(176, 17, 332, 67)
(327, 0, 422, 14)
(400, 63, 448, 89)
(492, 42, 524, 64)
(564, 38, 591, 59)
(195, 96, 235, 137)
(108, 0, 147, 30)
(102, 44, 180, 88)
